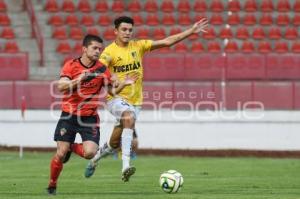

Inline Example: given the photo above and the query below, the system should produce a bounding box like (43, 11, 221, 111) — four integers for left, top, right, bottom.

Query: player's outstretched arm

(57, 72, 89, 93)
(107, 72, 139, 96)
(150, 18, 209, 51)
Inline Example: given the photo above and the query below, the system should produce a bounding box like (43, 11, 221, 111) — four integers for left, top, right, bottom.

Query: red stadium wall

(0, 80, 299, 110)
(0, 53, 29, 80)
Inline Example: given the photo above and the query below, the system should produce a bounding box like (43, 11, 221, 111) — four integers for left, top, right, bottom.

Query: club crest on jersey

(131, 51, 137, 59)
(60, 128, 67, 136)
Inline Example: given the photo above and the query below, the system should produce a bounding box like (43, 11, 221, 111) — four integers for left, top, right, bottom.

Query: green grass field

(0, 152, 300, 199)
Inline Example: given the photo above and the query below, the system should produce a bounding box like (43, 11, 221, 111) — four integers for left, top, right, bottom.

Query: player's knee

(56, 150, 68, 162)
(83, 150, 96, 159)
(121, 111, 135, 128)
(109, 139, 120, 149)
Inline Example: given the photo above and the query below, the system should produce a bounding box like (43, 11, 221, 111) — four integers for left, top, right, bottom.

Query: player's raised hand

(191, 18, 209, 34)
(124, 72, 139, 85)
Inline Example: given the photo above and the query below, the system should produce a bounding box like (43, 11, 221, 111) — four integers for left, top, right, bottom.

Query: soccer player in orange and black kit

(46, 34, 112, 195)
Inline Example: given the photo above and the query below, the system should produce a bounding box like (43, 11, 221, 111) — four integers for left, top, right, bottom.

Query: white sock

(121, 128, 133, 171)
(91, 142, 114, 163)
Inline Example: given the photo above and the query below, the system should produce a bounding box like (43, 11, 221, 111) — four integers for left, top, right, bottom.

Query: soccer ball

(159, 170, 184, 193)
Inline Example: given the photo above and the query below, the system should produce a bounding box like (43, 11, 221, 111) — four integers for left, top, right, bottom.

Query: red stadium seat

(210, 14, 223, 25)
(277, 0, 291, 12)
(97, 15, 111, 26)
(152, 28, 166, 39)
(161, 0, 175, 12)
(207, 41, 221, 53)
(268, 27, 282, 40)
(252, 27, 265, 39)
(258, 41, 272, 53)
(194, 14, 207, 23)
(78, 0, 91, 12)
(70, 27, 84, 40)
(292, 41, 300, 53)
(177, 0, 191, 12)
(112, 0, 125, 12)
(128, 0, 142, 12)
(285, 27, 298, 40)
(228, 0, 241, 12)
(178, 13, 192, 25)
(261, 0, 274, 12)
(294, 0, 300, 12)
(226, 53, 266, 79)
(259, 13, 273, 25)
(157, 47, 171, 53)
(132, 14, 143, 26)
(276, 14, 290, 25)
(136, 28, 149, 39)
(145, 14, 159, 26)
(219, 27, 233, 39)
(52, 27, 67, 39)
(194, 0, 207, 12)
(227, 13, 240, 25)
(0, 13, 10, 25)
(243, 14, 257, 25)
(44, 0, 59, 12)
(95, 0, 109, 12)
(241, 41, 255, 53)
(225, 41, 238, 53)
(3, 41, 19, 53)
(86, 27, 99, 36)
(169, 27, 182, 35)
(236, 26, 250, 39)
(65, 14, 79, 26)
(174, 42, 188, 53)
(62, 0, 76, 12)
(144, 0, 158, 12)
(188, 33, 199, 40)
(103, 28, 115, 40)
(210, 0, 224, 12)
(48, 15, 64, 26)
(202, 27, 216, 39)
(191, 42, 204, 52)
(4, 41, 19, 53)
(274, 42, 289, 53)
(244, 0, 257, 12)
(1, 27, 15, 39)
(0, 0, 7, 12)
(73, 42, 82, 54)
(56, 41, 71, 54)
(162, 14, 176, 25)
(81, 15, 94, 26)
(292, 14, 300, 26)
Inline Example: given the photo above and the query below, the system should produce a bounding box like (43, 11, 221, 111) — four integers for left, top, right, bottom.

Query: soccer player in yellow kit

(85, 16, 208, 182)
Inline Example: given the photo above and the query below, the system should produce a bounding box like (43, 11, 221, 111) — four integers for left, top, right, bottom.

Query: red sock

(48, 155, 63, 188)
(71, 143, 85, 158)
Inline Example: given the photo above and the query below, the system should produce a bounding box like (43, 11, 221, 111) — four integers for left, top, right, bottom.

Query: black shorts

(54, 112, 100, 144)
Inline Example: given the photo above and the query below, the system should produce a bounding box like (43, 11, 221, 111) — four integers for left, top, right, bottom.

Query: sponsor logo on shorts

(60, 128, 67, 136)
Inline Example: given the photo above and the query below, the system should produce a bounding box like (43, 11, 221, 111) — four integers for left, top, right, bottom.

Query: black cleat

(46, 186, 56, 195)
(62, 151, 72, 164)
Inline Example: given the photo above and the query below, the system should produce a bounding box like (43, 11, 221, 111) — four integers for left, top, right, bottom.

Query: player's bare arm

(150, 18, 209, 51)
(107, 72, 139, 96)
(57, 72, 89, 93)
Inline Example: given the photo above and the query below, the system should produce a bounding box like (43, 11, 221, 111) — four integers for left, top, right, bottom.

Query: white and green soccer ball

(159, 170, 184, 194)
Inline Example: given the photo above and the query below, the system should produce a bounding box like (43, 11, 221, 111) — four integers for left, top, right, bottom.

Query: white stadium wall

(1, 110, 300, 151)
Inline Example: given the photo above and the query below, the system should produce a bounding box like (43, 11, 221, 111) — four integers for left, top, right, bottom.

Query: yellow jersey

(99, 40, 153, 105)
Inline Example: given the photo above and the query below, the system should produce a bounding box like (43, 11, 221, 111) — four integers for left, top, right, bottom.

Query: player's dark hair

(82, 34, 103, 47)
(114, 16, 134, 28)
